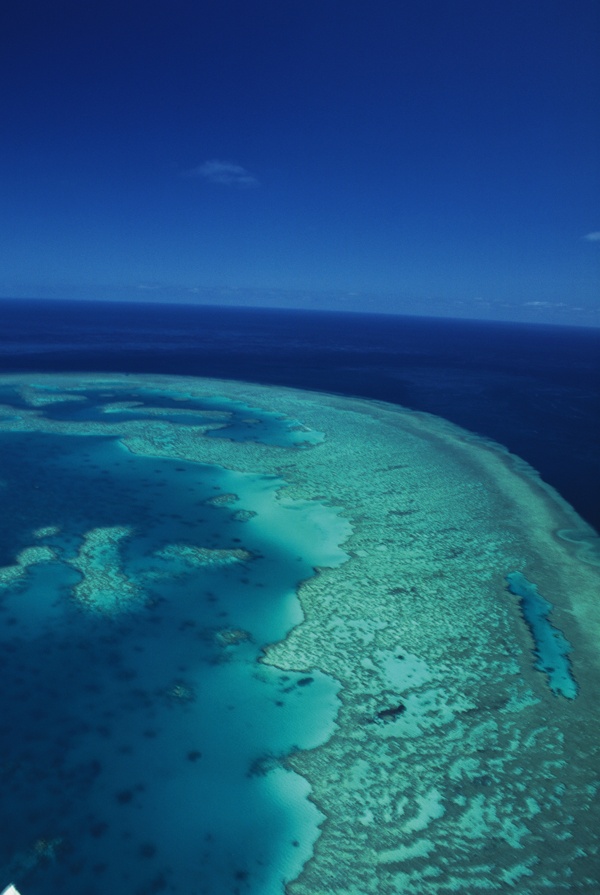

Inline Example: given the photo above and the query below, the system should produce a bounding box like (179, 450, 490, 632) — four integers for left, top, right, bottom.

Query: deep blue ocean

(1, 298, 598, 533)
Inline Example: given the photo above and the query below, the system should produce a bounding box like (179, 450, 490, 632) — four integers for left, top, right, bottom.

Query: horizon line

(1, 293, 599, 331)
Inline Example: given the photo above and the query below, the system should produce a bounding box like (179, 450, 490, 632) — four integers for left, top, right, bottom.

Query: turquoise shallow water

(0, 387, 347, 894)
(506, 571, 578, 699)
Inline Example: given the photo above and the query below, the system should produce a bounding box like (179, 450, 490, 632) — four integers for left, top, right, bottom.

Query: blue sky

(1, 0, 599, 324)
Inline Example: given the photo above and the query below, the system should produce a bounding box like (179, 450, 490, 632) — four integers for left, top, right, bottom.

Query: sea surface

(0, 299, 599, 894)
(1, 298, 598, 533)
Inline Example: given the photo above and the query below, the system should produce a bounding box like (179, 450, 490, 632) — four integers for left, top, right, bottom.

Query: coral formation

(0, 372, 598, 894)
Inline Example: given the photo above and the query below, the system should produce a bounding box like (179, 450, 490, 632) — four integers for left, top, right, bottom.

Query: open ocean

(1, 297, 598, 533)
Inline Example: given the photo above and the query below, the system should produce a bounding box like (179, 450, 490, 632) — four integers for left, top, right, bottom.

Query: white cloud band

(187, 159, 259, 188)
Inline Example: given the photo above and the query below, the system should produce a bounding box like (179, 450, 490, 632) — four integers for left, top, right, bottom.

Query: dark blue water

(1, 298, 598, 533)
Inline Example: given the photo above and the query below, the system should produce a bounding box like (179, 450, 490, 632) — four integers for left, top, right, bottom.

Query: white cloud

(523, 301, 570, 308)
(583, 231, 600, 241)
(187, 159, 259, 188)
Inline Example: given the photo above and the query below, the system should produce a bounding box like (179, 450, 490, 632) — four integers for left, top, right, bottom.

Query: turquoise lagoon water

(506, 571, 578, 699)
(0, 385, 347, 895)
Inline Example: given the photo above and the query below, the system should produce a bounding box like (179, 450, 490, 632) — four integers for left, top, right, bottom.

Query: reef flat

(0, 373, 598, 894)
